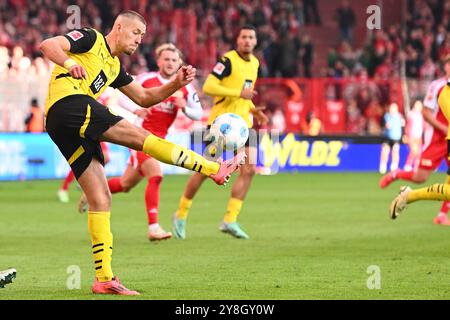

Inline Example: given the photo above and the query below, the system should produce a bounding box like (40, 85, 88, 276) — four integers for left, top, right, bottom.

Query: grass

(0, 172, 450, 300)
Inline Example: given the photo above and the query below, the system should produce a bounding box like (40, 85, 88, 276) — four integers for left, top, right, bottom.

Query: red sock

(108, 177, 123, 194)
(145, 176, 162, 225)
(61, 171, 75, 191)
(439, 201, 450, 215)
(395, 170, 414, 181)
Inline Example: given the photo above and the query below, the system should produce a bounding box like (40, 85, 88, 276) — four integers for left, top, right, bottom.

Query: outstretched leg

(101, 120, 245, 185)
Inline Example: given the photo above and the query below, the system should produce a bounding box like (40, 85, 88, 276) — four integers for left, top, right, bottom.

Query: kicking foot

(210, 151, 246, 185)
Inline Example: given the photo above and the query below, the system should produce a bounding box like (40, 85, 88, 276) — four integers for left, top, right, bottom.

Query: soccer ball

(211, 113, 249, 151)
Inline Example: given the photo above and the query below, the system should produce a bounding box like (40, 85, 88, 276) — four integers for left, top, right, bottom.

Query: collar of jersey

(234, 49, 251, 62)
(102, 34, 114, 58)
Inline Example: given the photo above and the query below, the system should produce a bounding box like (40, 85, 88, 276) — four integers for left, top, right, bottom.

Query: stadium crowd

(1, 0, 450, 135)
(0, 0, 318, 78)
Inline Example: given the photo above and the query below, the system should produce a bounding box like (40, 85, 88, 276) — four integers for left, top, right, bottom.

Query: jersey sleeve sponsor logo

(213, 62, 226, 75)
(66, 30, 84, 41)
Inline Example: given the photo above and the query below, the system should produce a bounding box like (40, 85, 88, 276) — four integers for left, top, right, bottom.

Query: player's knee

(120, 180, 136, 193)
(121, 185, 132, 193)
(414, 173, 429, 183)
(149, 175, 163, 185)
(126, 125, 149, 151)
(89, 189, 112, 209)
(241, 165, 256, 178)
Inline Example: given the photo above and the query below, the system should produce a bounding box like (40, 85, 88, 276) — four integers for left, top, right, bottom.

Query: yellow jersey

(45, 28, 133, 114)
(205, 50, 259, 128)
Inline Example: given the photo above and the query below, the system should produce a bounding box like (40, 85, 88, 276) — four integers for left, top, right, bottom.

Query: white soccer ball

(211, 113, 249, 151)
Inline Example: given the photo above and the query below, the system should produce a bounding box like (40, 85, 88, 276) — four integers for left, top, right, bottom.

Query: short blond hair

(155, 43, 183, 61)
(118, 10, 146, 25)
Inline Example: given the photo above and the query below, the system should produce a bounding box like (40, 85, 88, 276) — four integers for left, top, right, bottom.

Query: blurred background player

(302, 111, 323, 136)
(403, 100, 424, 172)
(173, 25, 268, 240)
(379, 103, 405, 174)
(0, 268, 16, 288)
(82, 43, 203, 242)
(389, 68, 450, 220)
(24, 98, 44, 133)
(380, 57, 450, 225)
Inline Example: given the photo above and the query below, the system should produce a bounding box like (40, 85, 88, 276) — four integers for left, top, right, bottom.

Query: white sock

(148, 223, 160, 232)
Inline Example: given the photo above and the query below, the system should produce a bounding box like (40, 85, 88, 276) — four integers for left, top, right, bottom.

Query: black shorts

(46, 94, 123, 179)
(383, 138, 400, 147)
(203, 125, 257, 159)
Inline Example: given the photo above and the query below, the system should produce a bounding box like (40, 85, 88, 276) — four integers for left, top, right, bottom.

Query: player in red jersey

(380, 57, 450, 225)
(79, 43, 202, 240)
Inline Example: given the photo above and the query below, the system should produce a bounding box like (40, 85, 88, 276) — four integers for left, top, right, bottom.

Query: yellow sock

(88, 211, 113, 282)
(143, 134, 219, 176)
(224, 198, 243, 223)
(407, 183, 450, 203)
(176, 196, 192, 220)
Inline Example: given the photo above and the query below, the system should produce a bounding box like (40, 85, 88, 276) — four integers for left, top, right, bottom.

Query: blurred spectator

(374, 57, 394, 81)
(302, 111, 322, 136)
(302, 0, 321, 25)
(4, 0, 437, 84)
(364, 97, 384, 135)
(299, 34, 314, 78)
(334, 0, 356, 44)
(276, 32, 298, 77)
(271, 106, 286, 133)
(405, 45, 421, 78)
(419, 56, 437, 80)
(356, 87, 372, 115)
(24, 98, 44, 133)
(346, 98, 365, 134)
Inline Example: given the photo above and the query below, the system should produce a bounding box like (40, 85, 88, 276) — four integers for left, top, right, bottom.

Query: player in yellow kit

(40, 11, 245, 295)
(173, 25, 268, 240)
(390, 82, 450, 220)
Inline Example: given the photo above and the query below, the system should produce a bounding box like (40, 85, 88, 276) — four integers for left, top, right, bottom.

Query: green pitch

(1, 173, 449, 300)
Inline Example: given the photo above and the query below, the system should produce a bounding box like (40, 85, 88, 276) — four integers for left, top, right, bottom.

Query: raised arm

(203, 57, 256, 100)
(119, 65, 196, 108)
(39, 36, 71, 67)
(203, 74, 241, 98)
(39, 29, 96, 78)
